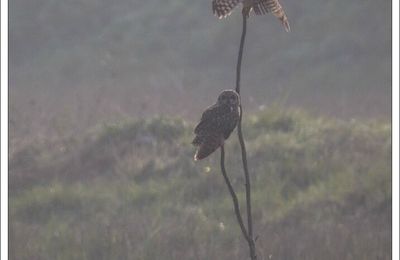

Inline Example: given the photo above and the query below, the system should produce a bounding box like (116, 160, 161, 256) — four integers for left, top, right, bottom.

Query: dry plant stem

(235, 11, 247, 94)
(236, 10, 257, 260)
(220, 145, 250, 244)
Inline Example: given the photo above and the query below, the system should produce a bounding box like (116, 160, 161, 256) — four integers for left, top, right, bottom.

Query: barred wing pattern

(212, 0, 290, 32)
(212, 0, 241, 18)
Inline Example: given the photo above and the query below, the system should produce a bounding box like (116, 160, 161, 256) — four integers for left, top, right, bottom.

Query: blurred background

(9, 0, 391, 259)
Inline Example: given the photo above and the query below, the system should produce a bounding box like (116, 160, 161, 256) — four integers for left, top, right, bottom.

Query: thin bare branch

(219, 145, 250, 244)
(236, 10, 257, 260)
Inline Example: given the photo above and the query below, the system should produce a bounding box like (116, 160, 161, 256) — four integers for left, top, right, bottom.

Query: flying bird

(192, 90, 240, 161)
(212, 0, 290, 32)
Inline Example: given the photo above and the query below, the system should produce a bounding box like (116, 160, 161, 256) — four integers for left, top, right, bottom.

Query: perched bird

(192, 90, 240, 161)
(212, 0, 290, 32)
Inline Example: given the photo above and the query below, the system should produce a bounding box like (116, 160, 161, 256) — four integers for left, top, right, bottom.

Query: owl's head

(217, 90, 240, 107)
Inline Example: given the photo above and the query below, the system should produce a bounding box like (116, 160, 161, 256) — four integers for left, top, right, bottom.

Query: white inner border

(1, 1, 398, 260)
(1, 0, 9, 258)
(392, 0, 399, 259)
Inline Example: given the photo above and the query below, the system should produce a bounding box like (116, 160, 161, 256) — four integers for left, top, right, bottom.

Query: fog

(10, 0, 391, 139)
(9, 0, 392, 259)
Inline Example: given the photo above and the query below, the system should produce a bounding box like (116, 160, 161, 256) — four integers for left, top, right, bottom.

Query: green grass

(10, 109, 391, 260)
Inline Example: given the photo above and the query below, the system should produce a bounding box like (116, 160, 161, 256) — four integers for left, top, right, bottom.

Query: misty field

(9, 109, 391, 260)
(8, 0, 392, 258)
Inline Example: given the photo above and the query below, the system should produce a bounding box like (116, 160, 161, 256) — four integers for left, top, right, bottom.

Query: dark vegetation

(10, 109, 391, 259)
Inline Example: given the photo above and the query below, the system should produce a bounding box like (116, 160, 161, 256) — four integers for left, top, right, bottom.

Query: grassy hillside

(9, 109, 391, 260)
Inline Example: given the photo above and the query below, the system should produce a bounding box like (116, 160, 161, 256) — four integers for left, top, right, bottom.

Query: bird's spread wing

(213, 0, 290, 32)
(212, 0, 241, 19)
(253, 0, 290, 32)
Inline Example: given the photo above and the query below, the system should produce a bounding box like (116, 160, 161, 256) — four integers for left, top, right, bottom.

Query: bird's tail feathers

(193, 136, 223, 161)
(194, 143, 220, 161)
